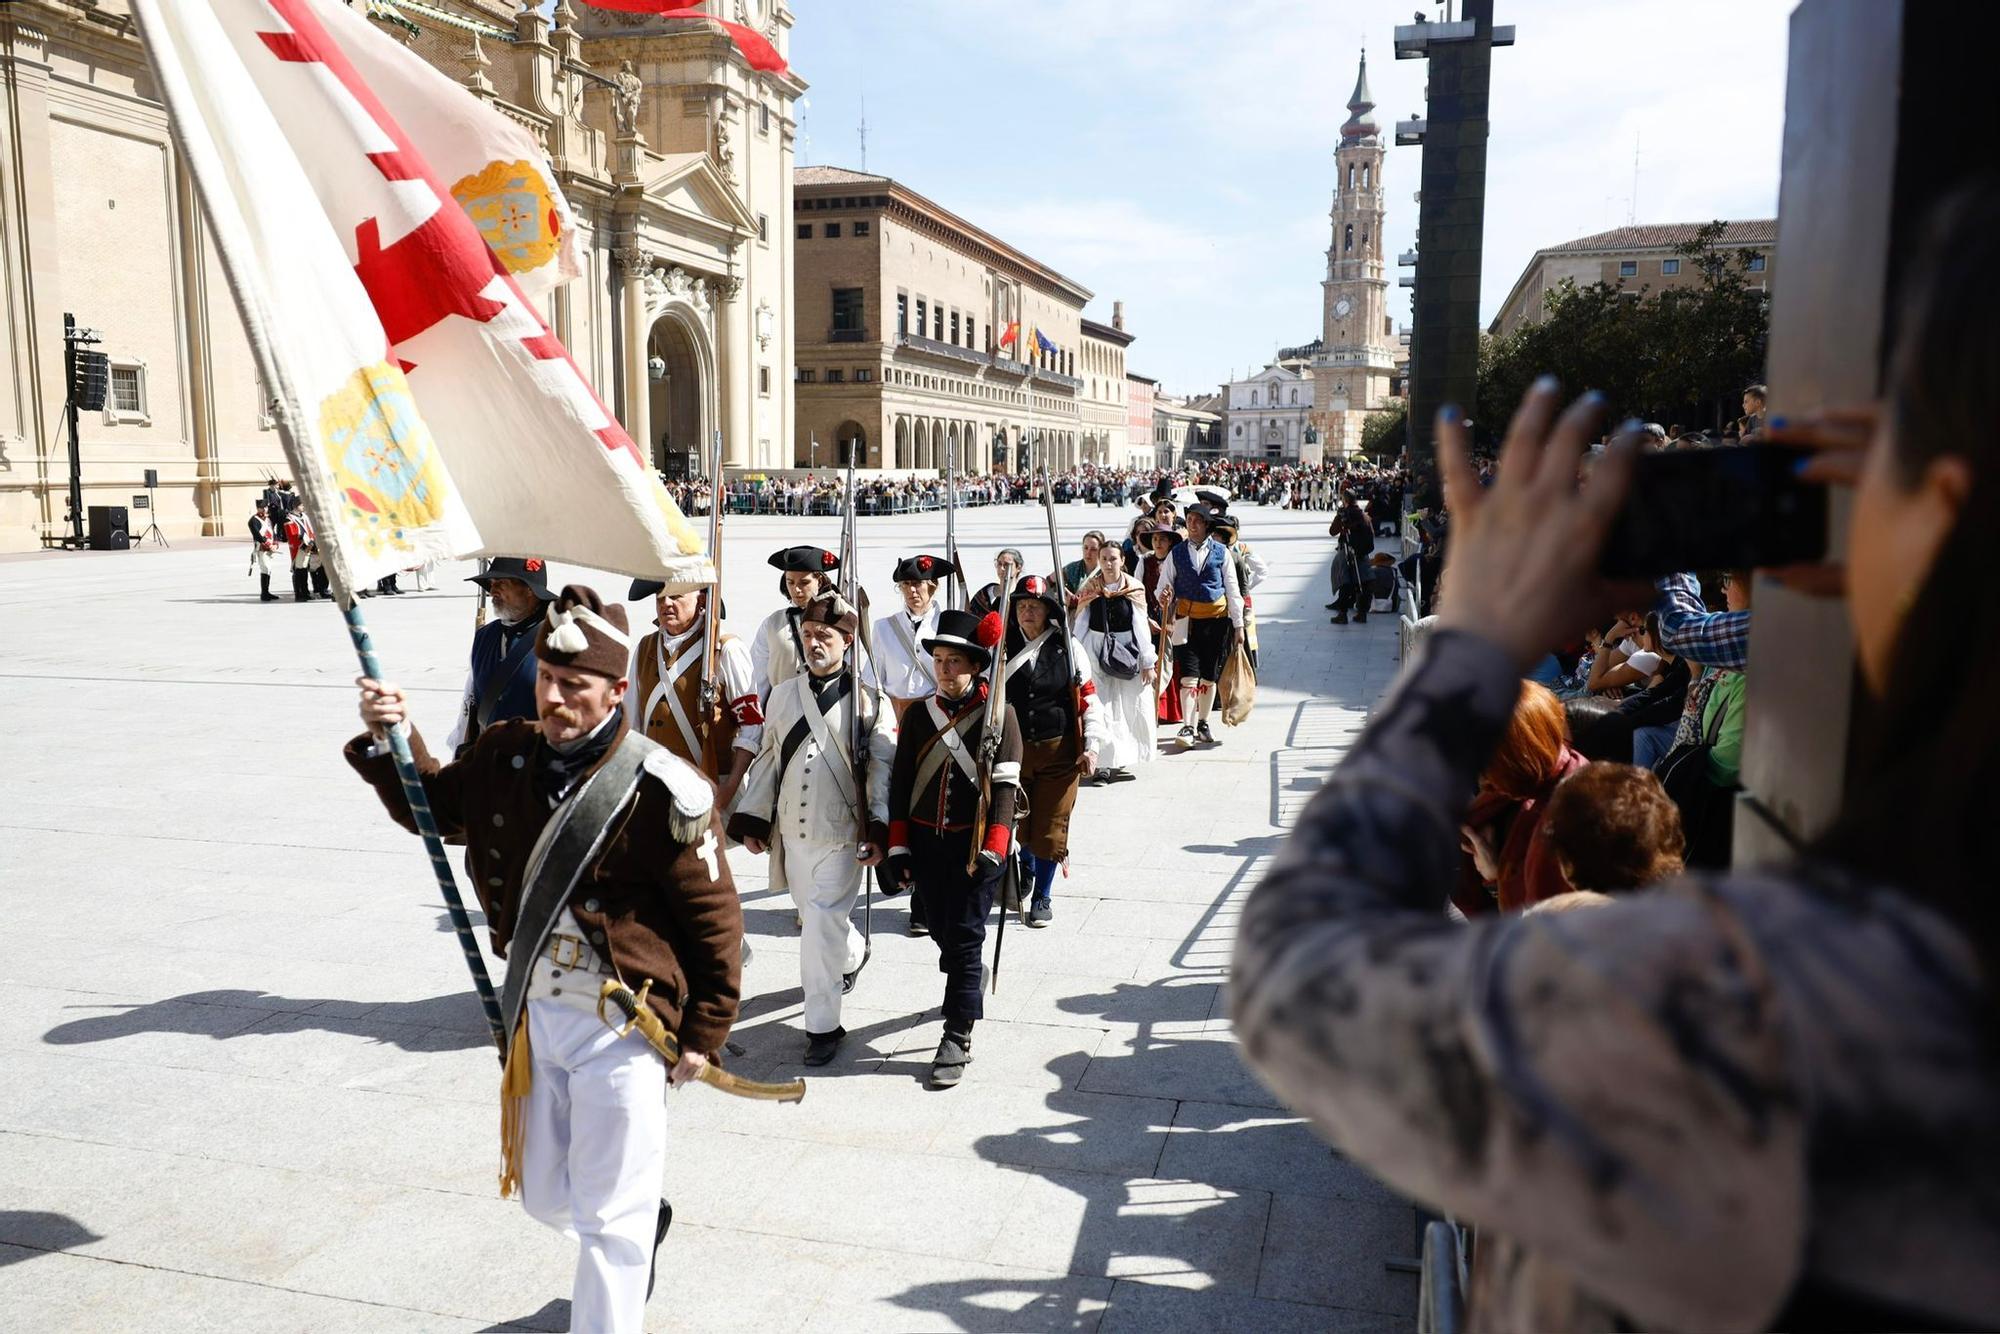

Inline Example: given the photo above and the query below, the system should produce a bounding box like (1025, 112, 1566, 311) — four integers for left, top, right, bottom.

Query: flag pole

(339, 593, 509, 1055)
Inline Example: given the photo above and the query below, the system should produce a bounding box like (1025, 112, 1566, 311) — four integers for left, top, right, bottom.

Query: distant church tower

(1312, 50, 1395, 460)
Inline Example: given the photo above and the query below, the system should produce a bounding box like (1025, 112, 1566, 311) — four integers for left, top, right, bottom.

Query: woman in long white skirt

(1071, 542, 1158, 781)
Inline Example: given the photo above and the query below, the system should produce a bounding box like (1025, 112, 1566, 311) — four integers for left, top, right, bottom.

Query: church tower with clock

(1312, 51, 1396, 460)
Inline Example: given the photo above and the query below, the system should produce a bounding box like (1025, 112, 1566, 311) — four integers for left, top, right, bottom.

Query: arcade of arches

(880, 416, 1080, 474)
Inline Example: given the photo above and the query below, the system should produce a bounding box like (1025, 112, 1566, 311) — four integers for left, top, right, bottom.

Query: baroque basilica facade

(0, 0, 802, 550)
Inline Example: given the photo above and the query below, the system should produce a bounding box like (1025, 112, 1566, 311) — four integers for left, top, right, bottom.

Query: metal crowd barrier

(1417, 1218, 1468, 1334)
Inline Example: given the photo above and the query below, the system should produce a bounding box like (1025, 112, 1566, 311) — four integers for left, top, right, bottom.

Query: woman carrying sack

(1073, 543, 1157, 782)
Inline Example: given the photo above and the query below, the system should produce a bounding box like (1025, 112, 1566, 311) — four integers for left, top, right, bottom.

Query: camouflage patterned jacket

(1232, 630, 1997, 1331)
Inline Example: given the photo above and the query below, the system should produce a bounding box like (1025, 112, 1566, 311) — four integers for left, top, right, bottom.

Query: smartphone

(1597, 444, 1828, 580)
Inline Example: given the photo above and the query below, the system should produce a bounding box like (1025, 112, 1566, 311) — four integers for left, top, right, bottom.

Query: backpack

(1655, 696, 1735, 868)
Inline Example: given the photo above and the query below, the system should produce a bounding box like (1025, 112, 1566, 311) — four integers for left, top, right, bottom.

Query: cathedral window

(1344, 224, 1354, 253)
(1362, 164, 1371, 189)
(1347, 164, 1356, 190)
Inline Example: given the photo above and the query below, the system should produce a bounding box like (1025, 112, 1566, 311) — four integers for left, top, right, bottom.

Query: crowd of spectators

(1232, 181, 2000, 1330)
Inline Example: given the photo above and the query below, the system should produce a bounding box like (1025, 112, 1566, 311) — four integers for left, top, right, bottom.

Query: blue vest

(468, 614, 543, 735)
(1171, 540, 1226, 603)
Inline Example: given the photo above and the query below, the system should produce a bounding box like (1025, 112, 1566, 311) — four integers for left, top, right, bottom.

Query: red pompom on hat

(975, 611, 1004, 648)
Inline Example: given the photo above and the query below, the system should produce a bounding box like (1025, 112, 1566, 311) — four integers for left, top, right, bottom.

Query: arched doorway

(836, 420, 868, 467)
(894, 417, 910, 470)
(647, 314, 706, 480)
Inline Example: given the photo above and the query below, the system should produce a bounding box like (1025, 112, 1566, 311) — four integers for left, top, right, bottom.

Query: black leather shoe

(930, 1028, 973, 1087)
(1329, 612, 1348, 624)
(645, 1198, 673, 1299)
(804, 1028, 844, 1067)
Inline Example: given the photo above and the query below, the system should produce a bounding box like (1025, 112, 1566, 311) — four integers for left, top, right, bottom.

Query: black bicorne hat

(892, 553, 956, 583)
(468, 556, 555, 600)
(768, 545, 840, 574)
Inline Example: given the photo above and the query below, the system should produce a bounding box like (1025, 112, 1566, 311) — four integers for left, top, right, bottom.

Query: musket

(597, 979, 805, 1102)
(698, 429, 726, 723)
(1036, 458, 1088, 763)
(966, 566, 1019, 875)
(944, 430, 966, 611)
(840, 450, 875, 980)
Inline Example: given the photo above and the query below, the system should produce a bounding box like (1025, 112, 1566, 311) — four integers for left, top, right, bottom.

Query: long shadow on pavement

(0, 1212, 103, 1268)
(40, 988, 492, 1051)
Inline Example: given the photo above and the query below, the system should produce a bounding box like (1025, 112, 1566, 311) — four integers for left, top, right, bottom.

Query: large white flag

(132, 0, 710, 593)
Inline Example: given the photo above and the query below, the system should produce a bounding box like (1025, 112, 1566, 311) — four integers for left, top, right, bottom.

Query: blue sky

(789, 0, 1793, 395)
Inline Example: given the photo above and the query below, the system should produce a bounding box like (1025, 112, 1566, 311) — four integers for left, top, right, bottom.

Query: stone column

(617, 245, 651, 464)
(716, 275, 749, 469)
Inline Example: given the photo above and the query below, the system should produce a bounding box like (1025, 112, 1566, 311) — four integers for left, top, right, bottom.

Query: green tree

(1476, 222, 1769, 434)
(1359, 402, 1408, 460)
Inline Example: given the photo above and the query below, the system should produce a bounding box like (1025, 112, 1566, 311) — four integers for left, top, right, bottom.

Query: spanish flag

(998, 321, 1020, 348)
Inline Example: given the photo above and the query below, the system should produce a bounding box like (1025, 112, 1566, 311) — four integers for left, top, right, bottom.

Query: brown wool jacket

(345, 719, 743, 1056)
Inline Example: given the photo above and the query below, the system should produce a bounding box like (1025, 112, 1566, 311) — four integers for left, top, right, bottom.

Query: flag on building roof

(131, 0, 710, 596)
(581, 0, 788, 74)
(998, 321, 1020, 348)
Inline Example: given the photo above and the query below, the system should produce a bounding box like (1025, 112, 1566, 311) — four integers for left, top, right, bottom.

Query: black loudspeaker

(72, 350, 110, 412)
(143, 467, 159, 488)
(87, 505, 129, 550)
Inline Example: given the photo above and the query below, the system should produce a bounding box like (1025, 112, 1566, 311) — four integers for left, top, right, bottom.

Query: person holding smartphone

(1232, 180, 2000, 1334)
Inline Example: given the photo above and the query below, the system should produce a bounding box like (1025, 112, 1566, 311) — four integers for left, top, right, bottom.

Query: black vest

(1086, 592, 1137, 636)
(1005, 635, 1075, 743)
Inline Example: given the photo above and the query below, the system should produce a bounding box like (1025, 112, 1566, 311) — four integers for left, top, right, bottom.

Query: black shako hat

(468, 556, 555, 600)
(922, 608, 1001, 669)
(892, 553, 956, 583)
(768, 545, 840, 574)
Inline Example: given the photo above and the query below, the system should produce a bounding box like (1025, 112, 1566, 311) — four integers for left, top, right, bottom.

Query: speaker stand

(138, 484, 168, 547)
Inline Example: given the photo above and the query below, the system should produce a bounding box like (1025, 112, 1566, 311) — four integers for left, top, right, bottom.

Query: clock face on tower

(1334, 297, 1353, 318)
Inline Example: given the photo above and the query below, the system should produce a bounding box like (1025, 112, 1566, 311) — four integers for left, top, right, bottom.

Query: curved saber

(598, 979, 806, 1103)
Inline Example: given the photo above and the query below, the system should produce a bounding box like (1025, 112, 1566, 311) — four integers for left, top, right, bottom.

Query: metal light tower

(1395, 1, 1514, 506)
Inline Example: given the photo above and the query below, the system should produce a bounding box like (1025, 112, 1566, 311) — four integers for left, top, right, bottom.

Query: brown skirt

(1018, 735, 1081, 861)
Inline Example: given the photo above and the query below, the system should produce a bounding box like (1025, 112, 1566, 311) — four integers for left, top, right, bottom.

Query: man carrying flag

(347, 587, 741, 1331)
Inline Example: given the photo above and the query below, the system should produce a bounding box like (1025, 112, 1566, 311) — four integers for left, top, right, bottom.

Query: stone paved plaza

(0, 499, 1409, 1332)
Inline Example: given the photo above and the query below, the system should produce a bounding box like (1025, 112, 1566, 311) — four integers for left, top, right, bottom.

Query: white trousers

(777, 837, 867, 1034)
(520, 999, 667, 1334)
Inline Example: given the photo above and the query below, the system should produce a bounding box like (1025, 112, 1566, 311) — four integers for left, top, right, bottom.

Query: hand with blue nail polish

(1429, 380, 1652, 671)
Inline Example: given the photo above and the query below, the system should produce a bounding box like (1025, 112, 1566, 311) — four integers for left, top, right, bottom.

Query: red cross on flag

(131, 0, 712, 595)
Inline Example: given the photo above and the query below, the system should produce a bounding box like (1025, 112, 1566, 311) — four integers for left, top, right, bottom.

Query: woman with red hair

(1457, 681, 1584, 913)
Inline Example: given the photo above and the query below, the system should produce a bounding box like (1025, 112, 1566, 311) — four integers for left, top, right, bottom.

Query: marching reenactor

(347, 584, 742, 1333)
(282, 505, 316, 602)
(999, 576, 1104, 927)
(248, 499, 280, 602)
(625, 578, 762, 815)
(885, 608, 1022, 1087)
(1163, 504, 1244, 746)
(751, 545, 840, 701)
(873, 554, 955, 723)
(727, 591, 896, 1067)
(1209, 510, 1265, 673)
(967, 548, 1025, 620)
(448, 556, 554, 755)
(1139, 521, 1185, 727)
(1328, 487, 1376, 625)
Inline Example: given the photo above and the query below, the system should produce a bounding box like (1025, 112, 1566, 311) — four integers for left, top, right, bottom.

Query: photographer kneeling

(1231, 184, 1999, 1331)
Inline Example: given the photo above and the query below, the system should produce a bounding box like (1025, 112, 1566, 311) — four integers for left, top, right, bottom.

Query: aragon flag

(130, 0, 712, 594)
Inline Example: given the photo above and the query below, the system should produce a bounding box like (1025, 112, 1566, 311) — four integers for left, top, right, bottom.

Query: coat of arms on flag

(131, 0, 710, 595)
